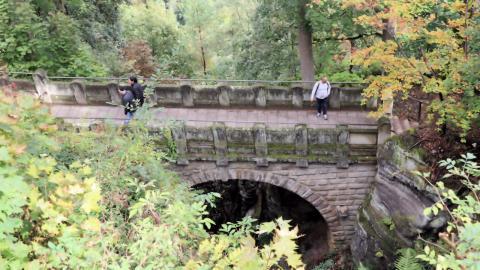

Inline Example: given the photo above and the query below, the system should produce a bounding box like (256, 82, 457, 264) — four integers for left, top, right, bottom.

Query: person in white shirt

(310, 76, 331, 120)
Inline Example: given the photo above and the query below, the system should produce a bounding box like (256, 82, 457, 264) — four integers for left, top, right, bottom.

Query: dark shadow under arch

(194, 179, 331, 269)
(183, 168, 341, 244)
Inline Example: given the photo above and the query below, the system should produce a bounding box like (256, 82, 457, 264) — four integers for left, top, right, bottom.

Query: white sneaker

(316, 113, 321, 118)
(324, 114, 328, 120)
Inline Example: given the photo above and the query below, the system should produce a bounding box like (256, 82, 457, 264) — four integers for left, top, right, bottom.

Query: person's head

(128, 76, 138, 85)
(321, 76, 328, 83)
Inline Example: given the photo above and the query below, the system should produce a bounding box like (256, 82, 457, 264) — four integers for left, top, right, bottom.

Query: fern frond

(395, 248, 424, 270)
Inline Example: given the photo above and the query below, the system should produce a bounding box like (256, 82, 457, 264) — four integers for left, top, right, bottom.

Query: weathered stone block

(340, 87, 363, 108)
(84, 84, 111, 104)
(266, 87, 292, 106)
(194, 87, 219, 106)
(350, 133, 377, 145)
(155, 85, 183, 105)
(229, 87, 255, 105)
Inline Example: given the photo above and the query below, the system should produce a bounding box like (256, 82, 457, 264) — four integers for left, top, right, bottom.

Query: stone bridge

(13, 71, 392, 249)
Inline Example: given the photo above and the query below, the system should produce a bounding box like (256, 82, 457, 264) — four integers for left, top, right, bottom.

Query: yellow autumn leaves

(186, 218, 304, 270)
(27, 157, 102, 234)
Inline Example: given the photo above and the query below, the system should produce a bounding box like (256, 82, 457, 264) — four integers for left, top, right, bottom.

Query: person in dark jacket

(129, 76, 145, 108)
(117, 76, 145, 124)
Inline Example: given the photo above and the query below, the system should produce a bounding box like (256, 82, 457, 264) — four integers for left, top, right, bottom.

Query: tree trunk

(297, 1, 315, 84)
(349, 40, 355, 73)
(198, 27, 207, 76)
(381, 18, 395, 41)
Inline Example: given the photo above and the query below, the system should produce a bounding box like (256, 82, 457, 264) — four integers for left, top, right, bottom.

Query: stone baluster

(171, 122, 189, 165)
(291, 84, 304, 108)
(295, 124, 308, 167)
(377, 117, 392, 147)
(212, 122, 228, 166)
(107, 82, 122, 105)
(180, 84, 194, 107)
(148, 86, 158, 105)
(253, 85, 267, 107)
(254, 123, 268, 167)
(329, 86, 341, 109)
(32, 70, 51, 103)
(69, 80, 87, 105)
(336, 124, 350, 168)
(218, 85, 231, 107)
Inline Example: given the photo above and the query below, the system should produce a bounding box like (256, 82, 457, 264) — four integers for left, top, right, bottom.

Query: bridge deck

(50, 105, 377, 128)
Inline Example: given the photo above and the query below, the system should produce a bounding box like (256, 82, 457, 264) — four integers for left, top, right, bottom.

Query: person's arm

(327, 82, 331, 97)
(310, 82, 319, 101)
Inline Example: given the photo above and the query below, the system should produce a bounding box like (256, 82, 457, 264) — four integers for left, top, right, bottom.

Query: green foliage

(395, 248, 424, 270)
(0, 91, 103, 268)
(332, 0, 480, 138)
(119, 1, 193, 77)
(235, 0, 299, 80)
(0, 0, 107, 76)
(329, 71, 364, 82)
(382, 217, 396, 231)
(185, 217, 304, 270)
(312, 258, 335, 270)
(417, 154, 480, 269)
(0, 89, 305, 268)
(358, 262, 370, 270)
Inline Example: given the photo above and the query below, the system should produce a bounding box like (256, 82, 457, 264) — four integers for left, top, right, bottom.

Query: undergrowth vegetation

(0, 89, 305, 269)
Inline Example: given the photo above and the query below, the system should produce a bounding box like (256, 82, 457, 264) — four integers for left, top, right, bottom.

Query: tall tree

(333, 0, 480, 139)
(119, 0, 193, 77)
(181, 0, 215, 76)
(297, 0, 315, 82)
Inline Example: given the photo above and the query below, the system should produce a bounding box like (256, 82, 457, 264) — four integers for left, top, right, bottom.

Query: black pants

(316, 98, 328, 115)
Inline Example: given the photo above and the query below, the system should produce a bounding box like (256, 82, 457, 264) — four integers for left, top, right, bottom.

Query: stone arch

(182, 167, 342, 248)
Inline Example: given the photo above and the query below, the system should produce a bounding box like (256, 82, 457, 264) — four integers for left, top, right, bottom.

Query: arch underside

(182, 167, 343, 248)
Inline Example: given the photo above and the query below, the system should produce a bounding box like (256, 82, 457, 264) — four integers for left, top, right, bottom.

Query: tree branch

(313, 32, 382, 43)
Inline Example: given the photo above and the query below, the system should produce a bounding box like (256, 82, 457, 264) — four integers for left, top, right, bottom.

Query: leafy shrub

(417, 154, 480, 269)
(395, 248, 424, 270)
(312, 258, 335, 270)
(1, 89, 305, 269)
(329, 71, 364, 83)
(0, 92, 102, 269)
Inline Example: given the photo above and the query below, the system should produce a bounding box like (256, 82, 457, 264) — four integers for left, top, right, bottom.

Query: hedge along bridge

(12, 70, 392, 250)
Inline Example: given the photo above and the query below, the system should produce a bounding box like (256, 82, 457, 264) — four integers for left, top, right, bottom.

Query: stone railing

(15, 71, 377, 109)
(152, 122, 379, 168)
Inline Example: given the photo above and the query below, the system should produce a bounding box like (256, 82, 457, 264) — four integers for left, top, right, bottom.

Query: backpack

(122, 90, 134, 106)
(122, 90, 135, 114)
(131, 83, 145, 107)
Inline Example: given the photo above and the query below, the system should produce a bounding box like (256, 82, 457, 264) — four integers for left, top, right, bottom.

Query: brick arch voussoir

(185, 168, 342, 247)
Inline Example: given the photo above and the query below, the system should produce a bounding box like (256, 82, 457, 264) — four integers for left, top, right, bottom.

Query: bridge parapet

(156, 122, 378, 168)
(18, 71, 377, 110)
